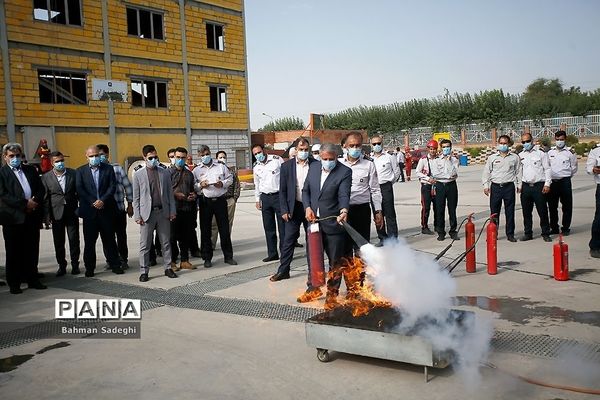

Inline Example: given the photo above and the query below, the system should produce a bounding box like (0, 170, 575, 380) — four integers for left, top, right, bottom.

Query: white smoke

(360, 240, 494, 386)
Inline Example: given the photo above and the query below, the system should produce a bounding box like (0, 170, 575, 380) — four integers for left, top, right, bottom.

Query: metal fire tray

(305, 307, 472, 382)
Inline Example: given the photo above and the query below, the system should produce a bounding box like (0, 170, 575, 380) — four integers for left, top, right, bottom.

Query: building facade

(0, 0, 250, 168)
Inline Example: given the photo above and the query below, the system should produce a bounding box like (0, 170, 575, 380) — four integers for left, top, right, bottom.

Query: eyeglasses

(147, 156, 158, 161)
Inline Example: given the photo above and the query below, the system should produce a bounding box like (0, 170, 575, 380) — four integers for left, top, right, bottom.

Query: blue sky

(245, 0, 600, 130)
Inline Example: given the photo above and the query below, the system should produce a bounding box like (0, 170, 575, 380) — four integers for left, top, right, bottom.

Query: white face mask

(218, 157, 227, 163)
(169, 157, 176, 165)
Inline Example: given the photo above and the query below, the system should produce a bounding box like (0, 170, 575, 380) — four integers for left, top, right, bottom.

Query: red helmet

(427, 140, 439, 149)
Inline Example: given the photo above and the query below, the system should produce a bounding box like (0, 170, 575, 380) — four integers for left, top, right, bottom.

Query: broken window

(126, 6, 164, 40)
(33, 0, 82, 26)
(209, 86, 227, 112)
(38, 69, 87, 105)
(206, 23, 224, 51)
(131, 79, 168, 108)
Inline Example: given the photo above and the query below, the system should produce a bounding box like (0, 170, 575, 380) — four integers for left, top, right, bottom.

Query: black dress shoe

(449, 232, 459, 240)
(9, 287, 23, 294)
(542, 235, 552, 242)
(112, 267, 124, 275)
(590, 249, 600, 258)
(224, 258, 238, 265)
(121, 261, 130, 270)
(437, 234, 445, 241)
(561, 229, 570, 236)
(294, 242, 304, 248)
(164, 268, 178, 278)
(270, 272, 290, 282)
(28, 281, 47, 290)
(71, 266, 81, 275)
(139, 273, 149, 282)
(204, 260, 212, 268)
(36, 272, 45, 279)
(85, 270, 95, 278)
(262, 255, 279, 262)
(56, 268, 67, 277)
(421, 227, 435, 235)
(507, 236, 517, 242)
(520, 235, 533, 242)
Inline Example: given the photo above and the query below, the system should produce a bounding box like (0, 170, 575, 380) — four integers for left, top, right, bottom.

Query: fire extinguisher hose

(433, 216, 471, 261)
(482, 362, 600, 395)
(444, 218, 491, 274)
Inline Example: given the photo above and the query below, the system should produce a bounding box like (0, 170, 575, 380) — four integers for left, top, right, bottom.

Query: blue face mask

(372, 144, 383, 153)
(175, 158, 186, 168)
(99, 154, 108, 163)
(297, 150, 309, 160)
(54, 161, 65, 171)
(255, 152, 265, 162)
(146, 158, 159, 168)
(522, 142, 533, 151)
(497, 144, 509, 153)
(442, 147, 452, 156)
(9, 157, 21, 168)
(321, 159, 336, 171)
(201, 155, 212, 165)
(347, 148, 362, 159)
(88, 156, 100, 167)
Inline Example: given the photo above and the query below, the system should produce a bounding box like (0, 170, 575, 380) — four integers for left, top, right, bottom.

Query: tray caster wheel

(316, 349, 330, 362)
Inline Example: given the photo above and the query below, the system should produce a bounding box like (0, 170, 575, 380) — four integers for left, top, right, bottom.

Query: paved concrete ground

(0, 163, 599, 399)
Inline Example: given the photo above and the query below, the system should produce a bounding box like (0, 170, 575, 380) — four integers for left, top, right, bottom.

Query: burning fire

(333, 256, 391, 317)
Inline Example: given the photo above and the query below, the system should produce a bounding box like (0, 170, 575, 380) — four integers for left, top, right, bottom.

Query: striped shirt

(112, 163, 133, 212)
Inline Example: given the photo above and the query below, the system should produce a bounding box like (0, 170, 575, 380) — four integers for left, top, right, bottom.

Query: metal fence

(382, 114, 600, 148)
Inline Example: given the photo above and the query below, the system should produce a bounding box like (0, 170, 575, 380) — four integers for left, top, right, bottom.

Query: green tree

(258, 116, 305, 132)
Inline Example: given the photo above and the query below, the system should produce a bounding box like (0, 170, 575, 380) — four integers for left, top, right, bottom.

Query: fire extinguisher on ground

(553, 234, 569, 281)
(465, 213, 476, 273)
(487, 214, 498, 275)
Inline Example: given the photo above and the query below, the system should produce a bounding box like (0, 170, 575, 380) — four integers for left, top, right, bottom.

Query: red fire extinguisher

(487, 214, 498, 275)
(465, 213, 476, 273)
(553, 234, 569, 281)
(307, 223, 326, 287)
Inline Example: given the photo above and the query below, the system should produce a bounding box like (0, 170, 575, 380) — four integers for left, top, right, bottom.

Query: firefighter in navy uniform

(547, 130, 578, 236)
(252, 144, 285, 262)
(482, 134, 522, 242)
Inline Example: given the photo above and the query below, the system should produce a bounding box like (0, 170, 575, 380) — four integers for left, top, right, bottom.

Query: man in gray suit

(133, 144, 177, 282)
(42, 151, 80, 277)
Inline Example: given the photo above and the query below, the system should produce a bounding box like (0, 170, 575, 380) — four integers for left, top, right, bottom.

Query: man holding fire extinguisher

(299, 144, 352, 309)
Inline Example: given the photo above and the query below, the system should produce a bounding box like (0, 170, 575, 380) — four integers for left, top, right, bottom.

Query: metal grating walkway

(1, 264, 599, 364)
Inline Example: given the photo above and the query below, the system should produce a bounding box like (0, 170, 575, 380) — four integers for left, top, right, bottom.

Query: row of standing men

(0, 142, 241, 294)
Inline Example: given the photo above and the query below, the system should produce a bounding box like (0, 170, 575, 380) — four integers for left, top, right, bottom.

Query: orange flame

(336, 256, 391, 317)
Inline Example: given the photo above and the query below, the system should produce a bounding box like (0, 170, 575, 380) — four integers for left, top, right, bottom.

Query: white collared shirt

(519, 148, 551, 186)
(416, 155, 435, 184)
(371, 151, 400, 184)
(339, 155, 382, 210)
(586, 145, 600, 184)
(397, 151, 405, 164)
(253, 154, 283, 201)
(193, 161, 232, 198)
(12, 167, 32, 199)
(548, 147, 578, 179)
(430, 155, 459, 183)
(295, 158, 310, 202)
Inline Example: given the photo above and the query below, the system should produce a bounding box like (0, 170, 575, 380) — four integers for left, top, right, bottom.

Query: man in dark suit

(0, 143, 46, 294)
(271, 138, 316, 281)
(42, 151, 80, 276)
(299, 143, 352, 309)
(75, 145, 123, 277)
